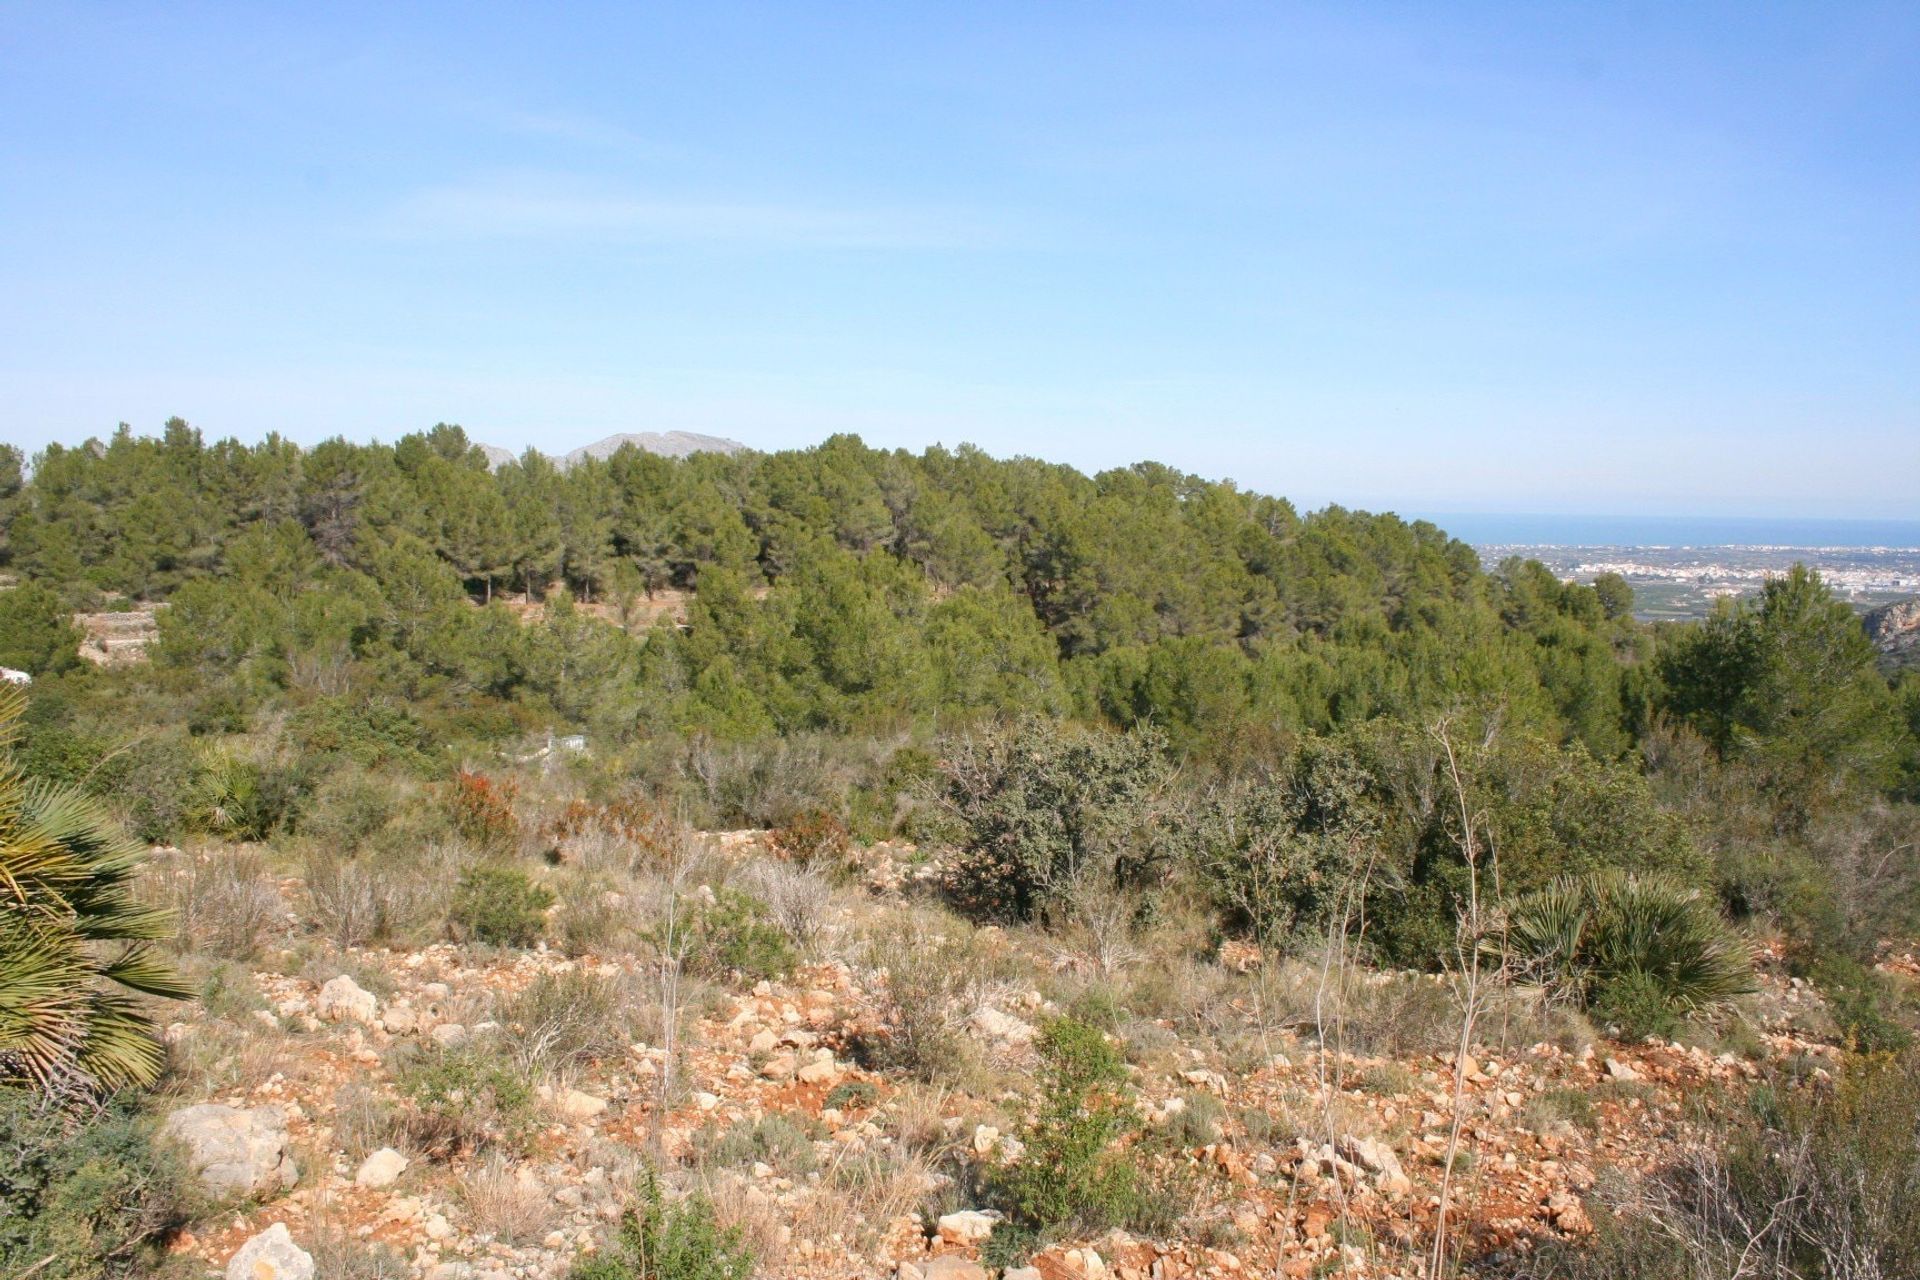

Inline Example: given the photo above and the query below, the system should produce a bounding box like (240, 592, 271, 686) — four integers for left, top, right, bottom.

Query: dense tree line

(0, 420, 1659, 756)
(1, 420, 1915, 977)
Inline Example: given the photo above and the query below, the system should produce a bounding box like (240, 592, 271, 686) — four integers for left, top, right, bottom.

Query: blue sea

(1413, 513, 1920, 549)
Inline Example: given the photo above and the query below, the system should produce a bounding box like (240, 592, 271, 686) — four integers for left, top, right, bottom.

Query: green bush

(1809, 956, 1914, 1053)
(450, 864, 554, 948)
(934, 716, 1173, 924)
(395, 1043, 535, 1157)
(823, 1080, 877, 1111)
(571, 1168, 754, 1280)
(287, 695, 436, 772)
(1, 690, 193, 1092)
(684, 890, 793, 981)
(694, 1111, 819, 1173)
(1187, 736, 1375, 946)
(1501, 871, 1753, 1035)
(0, 581, 84, 676)
(188, 743, 310, 841)
(0, 1091, 193, 1279)
(991, 1017, 1156, 1235)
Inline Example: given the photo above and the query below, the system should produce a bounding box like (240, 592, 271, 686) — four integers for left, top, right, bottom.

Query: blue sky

(2, 3, 1917, 517)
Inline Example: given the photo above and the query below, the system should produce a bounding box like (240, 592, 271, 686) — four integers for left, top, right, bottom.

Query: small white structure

(0, 668, 30, 686)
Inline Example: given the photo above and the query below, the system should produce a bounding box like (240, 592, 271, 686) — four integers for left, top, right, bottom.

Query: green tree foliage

(1661, 566, 1901, 819)
(0, 422, 1690, 755)
(1188, 737, 1377, 946)
(0, 582, 83, 676)
(0, 1091, 193, 1279)
(990, 1017, 1147, 1236)
(570, 1167, 754, 1280)
(933, 717, 1172, 922)
(449, 865, 553, 948)
(0, 690, 190, 1091)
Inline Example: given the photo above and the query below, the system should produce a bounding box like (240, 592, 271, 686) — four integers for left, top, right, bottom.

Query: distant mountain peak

(477, 431, 745, 470)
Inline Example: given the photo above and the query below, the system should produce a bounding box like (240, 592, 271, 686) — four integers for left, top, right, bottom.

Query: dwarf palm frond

(1498, 870, 1753, 1020)
(0, 687, 189, 1092)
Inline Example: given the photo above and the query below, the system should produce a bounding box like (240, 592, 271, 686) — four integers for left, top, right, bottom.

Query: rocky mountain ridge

(477, 432, 747, 471)
(1865, 596, 1920, 665)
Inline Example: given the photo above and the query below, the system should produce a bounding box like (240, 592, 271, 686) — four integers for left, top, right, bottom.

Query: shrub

(768, 807, 850, 870)
(1501, 871, 1753, 1035)
(287, 695, 435, 772)
(695, 1111, 819, 1174)
(991, 1017, 1148, 1235)
(1187, 738, 1376, 946)
(447, 770, 521, 854)
(395, 1043, 535, 1157)
(151, 849, 285, 960)
(461, 1152, 557, 1244)
(542, 796, 683, 874)
(0, 689, 192, 1091)
(501, 970, 632, 1076)
(1525, 1087, 1599, 1133)
(305, 853, 444, 950)
(1808, 956, 1914, 1053)
(299, 768, 403, 855)
(1161, 1090, 1225, 1147)
(98, 732, 196, 844)
(450, 864, 554, 948)
(571, 1168, 755, 1280)
(856, 920, 981, 1083)
(683, 890, 793, 981)
(0, 1090, 193, 1280)
(188, 744, 309, 841)
(933, 716, 1173, 924)
(0, 581, 83, 676)
(732, 861, 832, 956)
(823, 1080, 878, 1111)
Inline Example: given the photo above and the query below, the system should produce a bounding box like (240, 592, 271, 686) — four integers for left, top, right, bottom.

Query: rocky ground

(152, 834, 1857, 1280)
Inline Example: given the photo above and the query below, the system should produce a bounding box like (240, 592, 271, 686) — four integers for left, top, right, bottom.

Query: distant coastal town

(1476, 542, 1920, 621)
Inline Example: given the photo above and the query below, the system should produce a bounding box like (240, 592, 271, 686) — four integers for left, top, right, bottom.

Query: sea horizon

(1413, 512, 1920, 550)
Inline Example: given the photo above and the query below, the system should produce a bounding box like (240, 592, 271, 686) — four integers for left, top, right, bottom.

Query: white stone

(922, 1259, 988, 1280)
(936, 1208, 1000, 1244)
(969, 1006, 1036, 1044)
(796, 1054, 840, 1085)
(558, 1089, 609, 1121)
(355, 1147, 409, 1189)
(317, 974, 379, 1025)
(225, 1223, 313, 1280)
(162, 1104, 299, 1198)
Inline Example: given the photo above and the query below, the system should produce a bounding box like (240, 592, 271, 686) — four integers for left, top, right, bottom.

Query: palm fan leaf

(1499, 870, 1753, 1019)
(0, 688, 187, 1091)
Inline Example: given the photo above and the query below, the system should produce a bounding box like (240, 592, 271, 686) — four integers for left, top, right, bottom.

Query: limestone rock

(925, 1259, 989, 1280)
(162, 1104, 298, 1198)
(970, 1006, 1036, 1044)
(355, 1147, 409, 1189)
(317, 974, 379, 1025)
(1338, 1134, 1405, 1178)
(936, 1208, 999, 1244)
(796, 1050, 840, 1084)
(558, 1089, 608, 1121)
(225, 1223, 313, 1280)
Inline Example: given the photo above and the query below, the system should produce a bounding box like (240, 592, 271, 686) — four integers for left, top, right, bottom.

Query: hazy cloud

(386, 172, 1007, 250)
